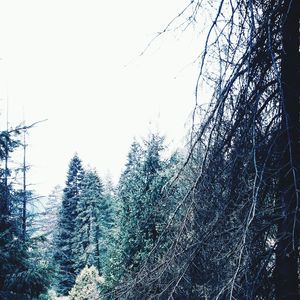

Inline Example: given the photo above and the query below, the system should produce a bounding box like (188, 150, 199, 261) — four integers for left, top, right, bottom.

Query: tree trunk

(275, 1, 300, 299)
(22, 130, 27, 240)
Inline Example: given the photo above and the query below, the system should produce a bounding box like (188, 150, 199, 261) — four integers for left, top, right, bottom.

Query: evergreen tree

(0, 129, 22, 298)
(105, 139, 144, 286)
(106, 134, 174, 294)
(74, 169, 113, 275)
(0, 128, 51, 299)
(41, 185, 63, 243)
(54, 154, 85, 295)
(140, 134, 169, 247)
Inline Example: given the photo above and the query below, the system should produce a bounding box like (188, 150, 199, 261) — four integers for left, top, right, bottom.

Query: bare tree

(111, 1, 300, 299)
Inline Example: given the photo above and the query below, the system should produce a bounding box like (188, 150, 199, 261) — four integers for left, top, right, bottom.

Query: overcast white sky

(0, 0, 200, 195)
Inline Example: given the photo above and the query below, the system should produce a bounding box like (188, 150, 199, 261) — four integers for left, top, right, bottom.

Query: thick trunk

(275, 1, 300, 299)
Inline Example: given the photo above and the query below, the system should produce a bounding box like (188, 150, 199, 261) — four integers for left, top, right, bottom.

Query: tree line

(53, 134, 180, 298)
(0, 129, 181, 299)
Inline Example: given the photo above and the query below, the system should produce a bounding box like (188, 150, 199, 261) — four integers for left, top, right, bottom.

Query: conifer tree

(0, 129, 51, 299)
(41, 185, 63, 243)
(54, 154, 85, 295)
(115, 140, 145, 278)
(74, 169, 113, 275)
(0, 129, 22, 297)
(106, 135, 173, 291)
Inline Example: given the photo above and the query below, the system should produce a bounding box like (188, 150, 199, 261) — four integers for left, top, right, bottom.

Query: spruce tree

(106, 135, 172, 291)
(54, 154, 85, 295)
(114, 139, 144, 278)
(74, 169, 113, 275)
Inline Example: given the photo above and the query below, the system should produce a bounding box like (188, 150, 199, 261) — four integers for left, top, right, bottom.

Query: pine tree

(140, 134, 169, 247)
(112, 139, 144, 281)
(0, 128, 51, 299)
(74, 169, 113, 275)
(106, 134, 173, 293)
(54, 154, 85, 295)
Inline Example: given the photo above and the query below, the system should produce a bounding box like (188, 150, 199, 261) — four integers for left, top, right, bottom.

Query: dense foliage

(0, 128, 51, 299)
(74, 169, 113, 274)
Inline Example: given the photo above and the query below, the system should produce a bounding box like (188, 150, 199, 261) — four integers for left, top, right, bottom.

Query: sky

(0, 0, 200, 196)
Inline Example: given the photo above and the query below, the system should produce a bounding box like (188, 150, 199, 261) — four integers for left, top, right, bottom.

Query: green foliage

(0, 129, 51, 299)
(54, 154, 85, 295)
(69, 265, 103, 300)
(0, 130, 20, 160)
(105, 134, 178, 291)
(74, 170, 113, 274)
(0, 227, 52, 299)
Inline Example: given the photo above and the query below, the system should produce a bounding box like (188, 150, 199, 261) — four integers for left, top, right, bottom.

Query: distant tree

(42, 185, 63, 243)
(54, 154, 85, 295)
(0, 130, 20, 230)
(105, 134, 177, 297)
(137, 134, 169, 254)
(105, 139, 144, 287)
(74, 169, 113, 274)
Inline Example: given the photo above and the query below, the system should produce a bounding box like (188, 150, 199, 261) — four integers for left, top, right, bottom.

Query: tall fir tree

(118, 139, 145, 273)
(54, 154, 85, 295)
(106, 134, 173, 293)
(73, 169, 113, 275)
